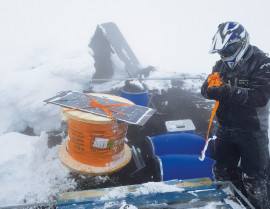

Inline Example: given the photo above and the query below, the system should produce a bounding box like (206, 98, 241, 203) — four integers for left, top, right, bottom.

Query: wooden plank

(175, 177, 213, 188)
(58, 179, 181, 201)
(57, 187, 227, 208)
(58, 184, 219, 206)
(57, 178, 217, 208)
(57, 178, 211, 201)
(57, 184, 219, 206)
(57, 180, 223, 207)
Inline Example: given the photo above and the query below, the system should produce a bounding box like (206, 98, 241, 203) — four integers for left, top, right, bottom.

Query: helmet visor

(218, 41, 242, 58)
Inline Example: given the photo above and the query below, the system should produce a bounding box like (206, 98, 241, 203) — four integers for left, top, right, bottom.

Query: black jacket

(201, 45, 270, 131)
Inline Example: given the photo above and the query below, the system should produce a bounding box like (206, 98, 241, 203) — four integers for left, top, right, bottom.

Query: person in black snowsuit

(201, 21, 270, 209)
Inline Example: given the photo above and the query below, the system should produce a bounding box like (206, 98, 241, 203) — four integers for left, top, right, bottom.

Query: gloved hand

(230, 87, 248, 105)
(201, 73, 225, 100)
(206, 85, 248, 104)
(201, 73, 248, 104)
(205, 85, 230, 101)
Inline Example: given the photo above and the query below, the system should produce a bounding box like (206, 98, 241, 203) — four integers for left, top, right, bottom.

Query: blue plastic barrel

(120, 89, 148, 106)
(151, 133, 211, 157)
(159, 154, 215, 181)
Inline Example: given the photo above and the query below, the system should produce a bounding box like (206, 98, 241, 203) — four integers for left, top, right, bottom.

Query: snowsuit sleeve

(244, 58, 270, 107)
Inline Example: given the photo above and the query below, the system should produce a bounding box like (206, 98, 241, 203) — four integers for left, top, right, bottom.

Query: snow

(100, 187, 129, 201)
(99, 182, 184, 206)
(182, 77, 207, 94)
(0, 0, 270, 207)
(0, 132, 76, 206)
(0, 47, 95, 135)
(133, 181, 184, 195)
(129, 80, 145, 91)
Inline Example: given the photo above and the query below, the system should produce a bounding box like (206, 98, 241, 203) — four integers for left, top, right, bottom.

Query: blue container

(120, 89, 148, 106)
(151, 133, 211, 157)
(159, 154, 215, 181)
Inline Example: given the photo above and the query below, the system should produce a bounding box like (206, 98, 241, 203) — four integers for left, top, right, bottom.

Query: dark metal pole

(90, 76, 205, 82)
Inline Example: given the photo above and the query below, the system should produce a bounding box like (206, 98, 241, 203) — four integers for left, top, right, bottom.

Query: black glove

(230, 87, 248, 105)
(205, 85, 230, 101)
(206, 85, 248, 104)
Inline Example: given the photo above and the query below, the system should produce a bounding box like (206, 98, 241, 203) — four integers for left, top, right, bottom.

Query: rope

(199, 72, 223, 161)
(63, 94, 134, 121)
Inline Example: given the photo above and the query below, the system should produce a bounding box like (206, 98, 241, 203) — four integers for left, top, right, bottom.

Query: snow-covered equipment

(44, 91, 155, 126)
(60, 94, 133, 175)
(56, 177, 255, 208)
(120, 80, 149, 106)
(209, 21, 250, 69)
(44, 92, 155, 175)
(89, 22, 146, 80)
(165, 119, 195, 134)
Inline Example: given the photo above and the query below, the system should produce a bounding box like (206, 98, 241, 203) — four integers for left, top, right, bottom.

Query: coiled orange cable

(67, 118, 128, 167)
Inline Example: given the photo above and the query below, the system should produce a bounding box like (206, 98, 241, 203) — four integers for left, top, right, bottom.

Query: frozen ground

(0, 132, 76, 206)
(0, 75, 245, 208)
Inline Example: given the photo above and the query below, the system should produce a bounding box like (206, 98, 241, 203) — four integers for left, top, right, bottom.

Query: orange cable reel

(63, 94, 133, 168)
(67, 118, 128, 167)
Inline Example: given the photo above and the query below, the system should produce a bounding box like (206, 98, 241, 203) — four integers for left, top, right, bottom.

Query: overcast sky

(1, 0, 270, 74)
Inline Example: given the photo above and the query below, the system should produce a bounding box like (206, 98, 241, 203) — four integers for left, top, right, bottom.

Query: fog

(0, 0, 270, 206)
(1, 0, 270, 76)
